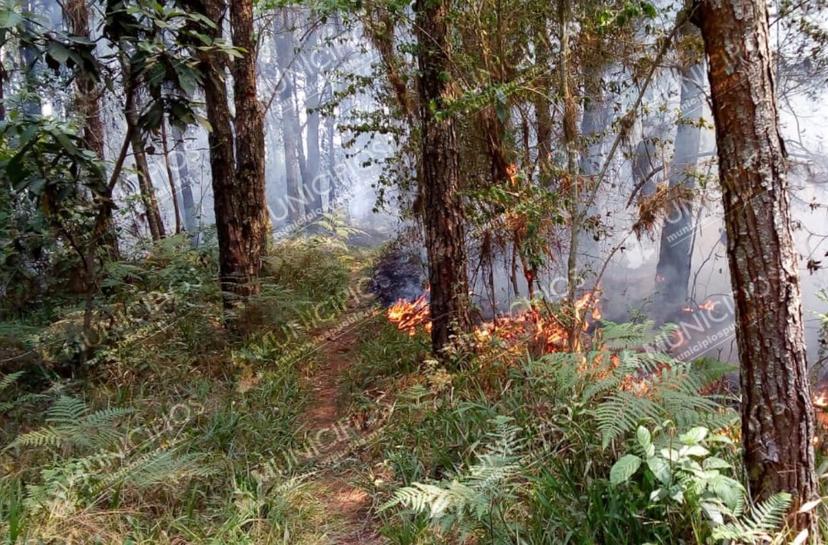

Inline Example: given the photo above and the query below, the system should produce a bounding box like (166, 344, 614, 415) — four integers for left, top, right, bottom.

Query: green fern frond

(45, 396, 88, 425)
(712, 493, 792, 543)
(600, 321, 657, 350)
(0, 370, 24, 393)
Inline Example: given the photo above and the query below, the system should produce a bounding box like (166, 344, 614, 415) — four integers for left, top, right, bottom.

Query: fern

(0, 370, 44, 413)
(712, 493, 792, 543)
(0, 370, 24, 393)
(97, 447, 213, 491)
(384, 416, 523, 526)
(8, 396, 132, 451)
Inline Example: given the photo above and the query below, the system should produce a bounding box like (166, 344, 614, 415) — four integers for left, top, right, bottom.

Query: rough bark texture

(192, 0, 268, 303)
(654, 61, 704, 319)
(228, 0, 269, 284)
(414, 0, 472, 355)
(696, 0, 818, 529)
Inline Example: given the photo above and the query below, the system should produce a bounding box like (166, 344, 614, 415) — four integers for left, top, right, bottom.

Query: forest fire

(681, 298, 719, 313)
(386, 291, 601, 353)
(387, 293, 432, 336)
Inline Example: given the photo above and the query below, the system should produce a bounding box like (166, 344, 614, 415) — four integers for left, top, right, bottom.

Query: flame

(385, 290, 602, 355)
(387, 293, 431, 336)
(698, 299, 717, 312)
(814, 392, 828, 409)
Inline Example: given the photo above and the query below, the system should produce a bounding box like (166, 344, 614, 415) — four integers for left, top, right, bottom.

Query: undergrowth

(0, 234, 363, 544)
(353, 320, 813, 545)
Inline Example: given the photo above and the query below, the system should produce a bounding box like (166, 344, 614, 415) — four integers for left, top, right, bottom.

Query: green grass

(0, 236, 359, 544)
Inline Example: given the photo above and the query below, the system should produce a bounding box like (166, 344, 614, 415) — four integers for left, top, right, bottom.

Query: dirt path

(302, 320, 385, 545)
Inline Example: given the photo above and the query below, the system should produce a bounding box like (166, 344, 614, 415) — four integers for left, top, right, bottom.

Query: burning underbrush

(386, 290, 602, 355)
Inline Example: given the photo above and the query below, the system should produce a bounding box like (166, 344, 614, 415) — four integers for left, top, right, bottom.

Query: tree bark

(122, 78, 166, 242)
(303, 23, 324, 216)
(20, 0, 41, 116)
(559, 0, 581, 347)
(324, 83, 337, 209)
(696, 0, 818, 531)
(160, 120, 183, 234)
(228, 0, 268, 276)
(192, 0, 268, 303)
(532, 18, 553, 179)
(65, 0, 120, 258)
(654, 60, 704, 319)
(414, 0, 471, 355)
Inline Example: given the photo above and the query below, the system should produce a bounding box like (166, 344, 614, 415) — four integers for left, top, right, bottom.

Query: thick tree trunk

(414, 0, 471, 355)
(228, 0, 268, 281)
(274, 11, 306, 223)
(194, 0, 267, 303)
(65, 0, 120, 258)
(696, 0, 818, 530)
(654, 60, 704, 320)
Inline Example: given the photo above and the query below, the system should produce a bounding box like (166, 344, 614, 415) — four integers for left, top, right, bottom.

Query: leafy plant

(383, 416, 524, 543)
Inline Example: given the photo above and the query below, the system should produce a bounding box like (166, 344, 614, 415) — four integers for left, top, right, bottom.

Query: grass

(0, 234, 365, 544)
(2, 237, 825, 545)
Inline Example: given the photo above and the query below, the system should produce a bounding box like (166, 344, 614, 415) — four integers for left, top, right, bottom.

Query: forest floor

(6, 237, 806, 545)
(300, 314, 385, 545)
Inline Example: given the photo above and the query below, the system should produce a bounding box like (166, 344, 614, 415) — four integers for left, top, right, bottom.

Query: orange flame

(387, 293, 431, 336)
(698, 299, 717, 312)
(386, 290, 602, 354)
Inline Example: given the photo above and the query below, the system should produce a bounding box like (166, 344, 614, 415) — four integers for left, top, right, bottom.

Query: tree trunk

(65, 0, 120, 258)
(532, 19, 552, 179)
(559, 0, 581, 347)
(170, 124, 199, 239)
(20, 0, 41, 116)
(414, 0, 471, 355)
(324, 83, 337, 209)
(123, 81, 165, 241)
(303, 24, 324, 216)
(160, 120, 183, 234)
(654, 60, 704, 320)
(274, 10, 306, 223)
(228, 0, 268, 288)
(193, 0, 267, 304)
(696, 0, 818, 530)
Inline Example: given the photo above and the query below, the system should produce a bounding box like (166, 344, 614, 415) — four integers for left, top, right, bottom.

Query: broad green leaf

(702, 457, 731, 471)
(610, 454, 641, 485)
(679, 426, 708, 445)
(0, 9, 22, 29)
(636, 426, 651, 449)
(647, 456, 671, 485)
(680, 445, 709, 458)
